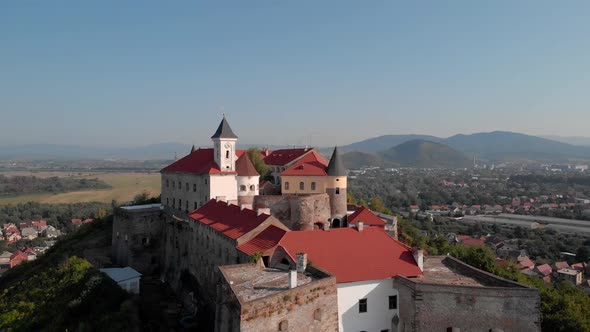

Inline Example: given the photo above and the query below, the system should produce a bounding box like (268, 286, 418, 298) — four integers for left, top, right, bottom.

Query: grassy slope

(0, 219, 139, 332)
(0, 172, 160, 205)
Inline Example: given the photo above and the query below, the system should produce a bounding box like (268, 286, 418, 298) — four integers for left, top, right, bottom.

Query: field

(0, 171, 160, 205)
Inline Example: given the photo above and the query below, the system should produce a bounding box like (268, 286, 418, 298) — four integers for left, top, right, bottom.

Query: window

(240, 185, 246, 192)
(226, 150, 230, 158)
(285, 182, 290, 190)
(166, 179, 169, 188)
(172, 198, 176, 208)
(185, 200, 188, 211)
(311, 182, 316, 190)
(178, 199, 182, 210)
(359, 298, 367, 313)
(186, 182, 189, 191)
(250, 185, 255, 191)
(278, 320, 288, 331)
(193, 184, 196, 192)
(299, 182, 304, 190)
(335, 187, 340, 194)
(389, 295, 397, 310)
(172, 181, 175, 189)
(166, 198, 169, 205)
(194, 202, 198, 210)
(178, 181, 181, 189)
(313, 308, 322, 321)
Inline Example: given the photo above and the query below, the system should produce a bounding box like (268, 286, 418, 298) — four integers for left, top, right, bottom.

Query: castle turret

(211, 115, 238, 172)
(326, 146, 347, 227)
(235, 153, 260, 208)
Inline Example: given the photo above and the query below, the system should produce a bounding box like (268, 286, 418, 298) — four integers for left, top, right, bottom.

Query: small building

(10, 250, 28, 268)
(347, 206, 386, 229)
(556, 268, 583, 286)
(0, 251, 12, 269)
(20, 227, 38, 240)
(100, 267, 142, 294)
(41, 225, 60, 238)
(216, 262, 338, 332)
(23, 247, 37, 261)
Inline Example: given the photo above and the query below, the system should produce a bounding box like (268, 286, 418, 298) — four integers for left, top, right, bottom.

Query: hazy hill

(542, 135, 590, 147)
(342, 134, 443, 153)
(381, 140, 471, 168)
(343, 139, 471, 169)
(342, 131, 590, 161)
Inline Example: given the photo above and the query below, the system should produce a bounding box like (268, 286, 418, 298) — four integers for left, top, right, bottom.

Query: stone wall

(216, 265, 339, 332)
(112, 205, 164, 275)
(393, 275, 541, 332)
(253, 194, 331, 230)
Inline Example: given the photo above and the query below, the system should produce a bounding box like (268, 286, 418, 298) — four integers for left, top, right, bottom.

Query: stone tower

(326, 146, 347, 227)
(211, 116, 238, 172)
(235, 153, 260, 207)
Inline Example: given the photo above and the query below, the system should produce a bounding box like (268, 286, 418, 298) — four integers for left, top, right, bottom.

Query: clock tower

(211, 115, 238, 172)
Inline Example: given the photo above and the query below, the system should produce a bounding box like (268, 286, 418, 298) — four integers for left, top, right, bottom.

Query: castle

(112, 117, 541, 332)
(160, 116, 348, 230)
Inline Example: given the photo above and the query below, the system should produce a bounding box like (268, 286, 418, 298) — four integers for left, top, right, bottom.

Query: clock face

(224, 143, 231, 148)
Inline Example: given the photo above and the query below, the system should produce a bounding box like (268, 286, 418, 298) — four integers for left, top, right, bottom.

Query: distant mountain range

(341, 131, 590, 164)
(541, 135, 590, 147)
(2, 131, 590, 165)
(343, 140, 471, 169)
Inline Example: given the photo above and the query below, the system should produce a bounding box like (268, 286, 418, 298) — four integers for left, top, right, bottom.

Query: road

(461, 214, 590, 235)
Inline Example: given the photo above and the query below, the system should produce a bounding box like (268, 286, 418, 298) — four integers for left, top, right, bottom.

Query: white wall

(237, 175, 259, 197)
(161, 173, 211, 211)
(210, 175, 238, 204)
(337, 279, 399, 332)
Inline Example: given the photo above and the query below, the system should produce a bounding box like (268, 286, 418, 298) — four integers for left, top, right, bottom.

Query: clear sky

(1, 1, 589, 148)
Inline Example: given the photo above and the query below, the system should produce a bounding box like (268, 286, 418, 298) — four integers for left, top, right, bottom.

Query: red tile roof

(264, 148, 312, 166)
(347, 207, 386, 227)
(281, 151, 328, 176)
(188, 200, 271, 240)
(457, 235, 486, 247)
(555, 261, 569, 269)
(536, 264, 552, 276)
(236, 225, 287, 256)
(235, 154, 259, 177)
(518, 258, 535, 270)
(161, 148, 236, 175)
(72, 219, 82, 225)
(278, 228, 422, 283)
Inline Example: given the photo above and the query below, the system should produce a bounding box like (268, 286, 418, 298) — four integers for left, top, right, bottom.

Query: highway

(461, 214, 590, 235)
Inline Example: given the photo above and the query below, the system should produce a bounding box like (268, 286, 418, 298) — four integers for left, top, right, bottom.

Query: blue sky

(1, 1, 589, 147)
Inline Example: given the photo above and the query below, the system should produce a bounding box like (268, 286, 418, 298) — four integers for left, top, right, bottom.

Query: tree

(247, 148, 270, 177)
(576, 246, 590, 263)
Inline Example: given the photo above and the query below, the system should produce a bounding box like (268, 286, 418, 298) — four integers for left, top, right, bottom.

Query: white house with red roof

(271, 226, 422, 332)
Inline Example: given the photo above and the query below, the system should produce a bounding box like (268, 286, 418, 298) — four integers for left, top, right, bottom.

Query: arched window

(226, 150, 230, 158)
(250, 185, 255, 191)
(285, 182, 290, 190)
(335, 187, 340, 194)
(311, 182, 316, 190)
(299, 182, 304, 190)
(240, 185, 246, 191)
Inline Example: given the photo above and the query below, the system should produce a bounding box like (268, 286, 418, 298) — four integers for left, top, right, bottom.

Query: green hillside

(0, 220, 139, 332)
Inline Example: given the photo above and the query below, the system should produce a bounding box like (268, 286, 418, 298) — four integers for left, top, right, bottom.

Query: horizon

(2, 1, 590, 147)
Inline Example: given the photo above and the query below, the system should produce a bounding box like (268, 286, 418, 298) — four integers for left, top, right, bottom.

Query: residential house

(346, 207, 386, 229)
(554, 261, 570, 271)
(20, 227, 38, 240)
(41, 225, 60, 238)
(556, 268, 583, 286)
(23, 247, 37, 261)
(517, 257, 535, 271)
(457, 235, 486, 247)
(535, 264, 553, 283)
(10, 250, 27, 268)
(0, 251, 12, 269)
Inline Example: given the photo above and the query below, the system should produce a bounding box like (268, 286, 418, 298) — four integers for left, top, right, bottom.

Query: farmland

(0, 171, 160, 205)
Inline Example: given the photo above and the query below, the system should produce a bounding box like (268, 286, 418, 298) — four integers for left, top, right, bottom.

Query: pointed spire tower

(211, 115, 238, 172)
(326, 146, 348, 227)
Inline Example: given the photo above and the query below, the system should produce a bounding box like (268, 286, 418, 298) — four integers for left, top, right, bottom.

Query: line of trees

(0, 175, 111, 196)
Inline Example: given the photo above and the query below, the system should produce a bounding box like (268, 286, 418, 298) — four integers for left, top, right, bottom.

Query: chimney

(412, 247, 424, 271)
(216, 196, 227, 202)
(257, 208, 271, 216)
(357, 221, 364, 232)
(296, 253, 308, 273)
(240, 204, 249, 211)
(289, 270, 297, 289)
